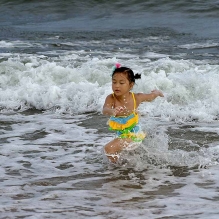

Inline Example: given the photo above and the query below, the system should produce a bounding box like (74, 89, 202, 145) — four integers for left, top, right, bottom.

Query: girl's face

(112, 73, 134, 96)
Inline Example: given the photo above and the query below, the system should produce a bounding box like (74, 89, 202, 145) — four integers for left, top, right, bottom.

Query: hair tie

(112, 63, 121, 73)
(115, 63, 121, 68)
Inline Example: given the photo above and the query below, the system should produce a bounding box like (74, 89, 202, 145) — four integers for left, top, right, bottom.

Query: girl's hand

(151, 89, 164, 97)
(113, 106, 124, 116)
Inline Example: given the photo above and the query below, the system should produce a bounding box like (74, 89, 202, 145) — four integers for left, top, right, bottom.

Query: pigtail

(134, 73, 141, 80)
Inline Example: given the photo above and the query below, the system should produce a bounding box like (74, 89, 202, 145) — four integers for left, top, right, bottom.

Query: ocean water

(0, 0, 219, 218)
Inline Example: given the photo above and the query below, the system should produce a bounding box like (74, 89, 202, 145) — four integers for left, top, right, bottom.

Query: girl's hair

(112, 66, 141, 84)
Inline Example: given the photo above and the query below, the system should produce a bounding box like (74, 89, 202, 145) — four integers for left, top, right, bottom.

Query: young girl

(102, 63, 164, 162)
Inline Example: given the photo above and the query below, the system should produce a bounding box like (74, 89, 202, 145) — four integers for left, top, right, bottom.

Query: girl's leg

(104, 138, 132, 163)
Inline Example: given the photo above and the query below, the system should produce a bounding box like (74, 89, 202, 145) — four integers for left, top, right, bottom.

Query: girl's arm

(137, 90, 164, 103)
(102, 95, 115, 116)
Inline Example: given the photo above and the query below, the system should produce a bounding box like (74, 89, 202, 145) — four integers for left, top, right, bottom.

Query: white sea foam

(0, 40, 43, 48)
(0, 54, 219, 124)
(144, 51, 169, 58)
(178, 42, 219, 49)
(0, 41, 14, 48)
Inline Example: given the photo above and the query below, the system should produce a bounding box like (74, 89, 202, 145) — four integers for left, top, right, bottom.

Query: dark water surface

(1, 0, 219, 37)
